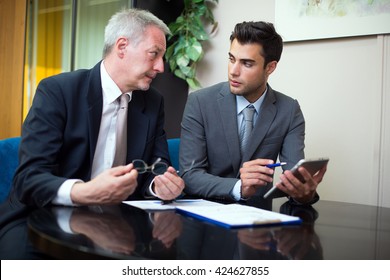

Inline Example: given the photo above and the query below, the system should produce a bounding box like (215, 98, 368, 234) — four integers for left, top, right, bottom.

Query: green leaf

(168, 58, 177, 72)
(186, 78, 201, 89)
(174, 69, 186, 80)
(175, 37, 190, 51)
(165, 44, 175, 60)
(179, 65, 192, 76)
(186, 42, 202, 61)
(185, 67, 196, 79)
(176, 54, 190, 68)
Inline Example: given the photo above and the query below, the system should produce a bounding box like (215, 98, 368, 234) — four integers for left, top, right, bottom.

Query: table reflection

(69, 208, 136, 255)
(29, 204, 182, 259)
(24, 198, 390, 259)
(235, 203, 322, 259)
(177, 201, 322, 260)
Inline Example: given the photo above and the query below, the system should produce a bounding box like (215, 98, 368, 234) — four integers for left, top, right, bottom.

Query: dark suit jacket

(180, 82, 305, 203)
(0, 61, 169, 228)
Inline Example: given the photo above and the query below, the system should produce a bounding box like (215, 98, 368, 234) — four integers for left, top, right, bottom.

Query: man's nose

(155, 58, 165, 73)
(229, 62, 240, 76)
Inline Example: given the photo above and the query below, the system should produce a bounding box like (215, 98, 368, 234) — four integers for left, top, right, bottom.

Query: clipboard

(175, 203, 301, 229)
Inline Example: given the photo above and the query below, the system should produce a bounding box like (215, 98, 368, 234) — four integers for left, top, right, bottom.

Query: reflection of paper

(176, 204, 301, 228)
(123, 199, 221, 211)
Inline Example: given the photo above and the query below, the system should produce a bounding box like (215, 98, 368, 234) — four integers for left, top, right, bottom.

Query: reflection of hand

(70, 210, 135, 255)
(153, 167, 185, 200)
(237, 224, 322, 260)
(237, 228, 273, 250)
(273, 226, 322, 260)
(152, 212, 182, 249)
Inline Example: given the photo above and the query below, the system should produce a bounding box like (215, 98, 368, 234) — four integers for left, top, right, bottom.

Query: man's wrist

(147, 179, 159, 198)
(231, 180, 242, 201)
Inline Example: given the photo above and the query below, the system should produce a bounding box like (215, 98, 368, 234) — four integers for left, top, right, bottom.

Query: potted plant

(165, 0, 218, 89)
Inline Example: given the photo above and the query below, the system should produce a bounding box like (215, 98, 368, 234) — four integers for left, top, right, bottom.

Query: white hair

(102, 8, 170, 58)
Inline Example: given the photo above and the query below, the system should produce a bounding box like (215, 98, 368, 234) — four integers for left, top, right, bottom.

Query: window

(24, 0, 131, 117)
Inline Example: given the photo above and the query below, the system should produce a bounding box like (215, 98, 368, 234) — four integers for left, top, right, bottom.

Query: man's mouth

(229, 79, 241, 87)
(146, 73, 156, 80)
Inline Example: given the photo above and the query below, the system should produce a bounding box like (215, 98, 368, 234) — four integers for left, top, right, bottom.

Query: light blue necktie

(240, 105, 255, 155)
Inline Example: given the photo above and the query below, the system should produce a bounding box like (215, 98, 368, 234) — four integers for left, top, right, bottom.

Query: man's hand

(275, 164, 327, 204)
(70, 164, 138, 205)
(153, 166, 185, 200)
(239, 158, 275, 199)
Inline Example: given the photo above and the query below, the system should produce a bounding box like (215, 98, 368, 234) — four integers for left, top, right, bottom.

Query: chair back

(167, 138, 180, 170)
(0, 137, 21, 202)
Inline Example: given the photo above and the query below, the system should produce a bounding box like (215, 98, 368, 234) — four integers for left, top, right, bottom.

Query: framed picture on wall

(275, 0, 390, 42)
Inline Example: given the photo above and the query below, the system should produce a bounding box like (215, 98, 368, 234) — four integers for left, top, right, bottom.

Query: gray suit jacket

(180, 82, 305, 202)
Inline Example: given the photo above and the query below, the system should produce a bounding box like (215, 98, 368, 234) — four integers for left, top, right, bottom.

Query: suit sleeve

(278, 99, 305, 170)
(13, 78, 69, 207)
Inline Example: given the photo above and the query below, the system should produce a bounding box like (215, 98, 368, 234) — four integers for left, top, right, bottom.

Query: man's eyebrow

(228, 52, 255, 63)
(151, 45, 166, 52)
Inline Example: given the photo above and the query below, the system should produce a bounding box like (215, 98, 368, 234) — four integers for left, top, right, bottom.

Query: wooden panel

(0, 0, 27, 139)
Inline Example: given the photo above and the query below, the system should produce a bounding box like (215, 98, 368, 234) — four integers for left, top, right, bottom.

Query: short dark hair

(230, 21, 283, 67)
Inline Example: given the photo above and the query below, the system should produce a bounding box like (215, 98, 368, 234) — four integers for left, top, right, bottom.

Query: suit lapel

(126, 91, 148, 161)
(217, 84, 242, 175)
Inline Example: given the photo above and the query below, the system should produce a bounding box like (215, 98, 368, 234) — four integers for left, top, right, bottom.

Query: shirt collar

(100, 61, 132, 105)
(236, 87, 268, 115)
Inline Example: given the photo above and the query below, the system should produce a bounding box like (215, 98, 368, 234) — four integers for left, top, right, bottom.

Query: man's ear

(116, 37, 128, 58)
(266, 61, 278, 75)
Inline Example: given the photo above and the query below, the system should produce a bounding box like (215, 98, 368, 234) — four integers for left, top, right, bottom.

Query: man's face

(228, 39, 276, 103)
(121, 25, 166, 91)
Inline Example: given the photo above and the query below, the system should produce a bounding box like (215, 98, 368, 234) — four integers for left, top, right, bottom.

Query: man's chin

(140, 85, 150, 91)
(229, 86, 243, 96)
(138, 82, 151, 91)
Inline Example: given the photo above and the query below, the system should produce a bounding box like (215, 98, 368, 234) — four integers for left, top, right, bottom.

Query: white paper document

(175, 203, 301, 228)
(123, 199, 221, 211)
(124, 199, 301, 228)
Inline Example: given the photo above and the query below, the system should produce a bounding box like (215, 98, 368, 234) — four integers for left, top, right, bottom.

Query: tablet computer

(263, 157, 329, 199)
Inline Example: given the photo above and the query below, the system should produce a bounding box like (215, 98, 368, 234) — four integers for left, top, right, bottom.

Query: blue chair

(0, 137, 21, 203)
(167, 138, 180, 170)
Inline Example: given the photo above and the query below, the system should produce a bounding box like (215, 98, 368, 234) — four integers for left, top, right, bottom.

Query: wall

(0, 0, 27, 138)
(196, 0, 390, 207)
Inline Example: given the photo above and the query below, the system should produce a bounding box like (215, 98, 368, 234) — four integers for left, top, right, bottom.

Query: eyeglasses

(132, 158, 168, 175)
